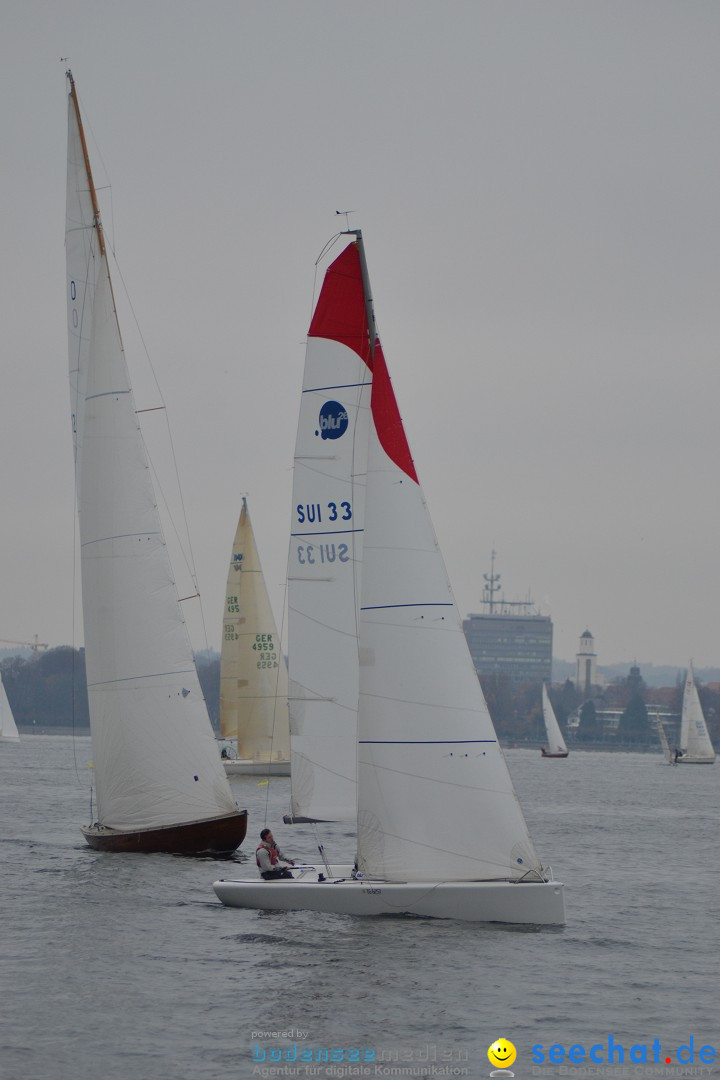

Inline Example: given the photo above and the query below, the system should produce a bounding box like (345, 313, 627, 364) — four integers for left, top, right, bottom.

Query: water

(1, 736, 717, 1080)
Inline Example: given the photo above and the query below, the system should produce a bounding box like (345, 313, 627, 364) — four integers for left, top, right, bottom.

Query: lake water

(1, 735, 717, 1080)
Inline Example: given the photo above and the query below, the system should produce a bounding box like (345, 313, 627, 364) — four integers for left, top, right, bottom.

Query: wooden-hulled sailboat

(676, 664, 716, 764)
(0, 673, 20, 744)
(540, 684, 569, 758)
(66, 72, 247, 854)
(219, 498, 290, 775)
(214, 233, 565, 923)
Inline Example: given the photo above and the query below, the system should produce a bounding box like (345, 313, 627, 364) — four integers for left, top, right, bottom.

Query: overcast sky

(1, 1, 719, 669)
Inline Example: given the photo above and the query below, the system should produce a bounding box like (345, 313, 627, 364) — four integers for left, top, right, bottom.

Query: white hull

(222, 758, 291, 776)
(213, 868, 565, 925)
(677, 755, 715, 765)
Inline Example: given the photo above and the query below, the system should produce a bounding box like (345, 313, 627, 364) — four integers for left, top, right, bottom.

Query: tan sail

(220, 498, 290, 772)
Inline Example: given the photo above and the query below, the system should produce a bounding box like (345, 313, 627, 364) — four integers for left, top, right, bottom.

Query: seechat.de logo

(316, 400, 349, 440)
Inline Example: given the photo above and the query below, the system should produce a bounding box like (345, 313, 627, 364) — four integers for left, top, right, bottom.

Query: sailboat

(66, 72, 247, 854)
(654, 711, 675, 765)
(219, 497, 290, 775)
(676, 664, 716, 764)
(214, 233, 565, 923)
(0, 674, 20, 744)
(540, 684, 568, 758)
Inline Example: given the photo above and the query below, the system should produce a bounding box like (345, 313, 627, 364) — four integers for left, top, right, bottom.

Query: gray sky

(1, 1, 719, 668)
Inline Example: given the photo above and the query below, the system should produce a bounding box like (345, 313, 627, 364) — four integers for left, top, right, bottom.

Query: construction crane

(0, 636, 49, 653)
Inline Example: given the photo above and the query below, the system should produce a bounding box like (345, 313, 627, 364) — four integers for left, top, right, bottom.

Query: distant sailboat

(0, 674, 20, 744)
(219, 498, 290, 775)
(65, 72, 247, 854)
(540, 684, 568, 758)
(676, 664, 715, 764)
(654, 712, 675, 765)
(214, 232, 565, 923)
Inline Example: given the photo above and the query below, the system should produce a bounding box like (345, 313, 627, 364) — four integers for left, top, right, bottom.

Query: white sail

(220, 497, 290, 763)
(67, 76, 237, 833)
(654, 713, 673, 764)
(542, 684, 568, 756)
(0, 674, 20, 743)
(679, 665, 715, 764)
(355, 248, 543, 884)
(286, 243, 371, 821)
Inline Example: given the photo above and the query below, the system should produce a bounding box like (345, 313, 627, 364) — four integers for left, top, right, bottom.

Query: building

(462, 553, 552, 685)
(576, 629, 597, 695)
(463, 610, 553, 685)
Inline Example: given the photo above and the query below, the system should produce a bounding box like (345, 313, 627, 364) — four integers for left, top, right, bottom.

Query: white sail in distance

(220, 498, 290, 763)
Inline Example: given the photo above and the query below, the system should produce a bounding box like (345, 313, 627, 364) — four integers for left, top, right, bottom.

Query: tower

(576, 630, 597, 696)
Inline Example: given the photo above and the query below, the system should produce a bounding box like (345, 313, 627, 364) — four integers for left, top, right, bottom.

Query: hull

(541, 748, 569, 758)
(82, 809, 248, 856)
(677, 756, 715, 765)
(223, 759, 290, 777)
(213, 869, 565, 925)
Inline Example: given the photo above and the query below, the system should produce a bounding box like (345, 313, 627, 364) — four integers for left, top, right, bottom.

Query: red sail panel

(370, 341, 418, 484)
(308, 242, 372, 366)
(309, 240, 418, 484)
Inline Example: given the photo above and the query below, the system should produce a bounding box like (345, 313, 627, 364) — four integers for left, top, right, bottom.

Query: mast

(66, 71, 106, 258)
(344, 230, 376, 360)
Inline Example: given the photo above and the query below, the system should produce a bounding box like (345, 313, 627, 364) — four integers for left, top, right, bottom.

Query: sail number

(296, 501, 352, 525)
(252, 634, 278, 669)
(297, 543, 350, 565)
(226, 594, 240, 614)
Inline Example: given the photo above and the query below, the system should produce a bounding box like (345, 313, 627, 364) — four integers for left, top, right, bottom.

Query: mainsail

(679, 664, 716, 764)
(286, 242, 372, 821)
(0, 675, 20, 743)
(542, 684, 568, 756)
(66, 73, 240, 838)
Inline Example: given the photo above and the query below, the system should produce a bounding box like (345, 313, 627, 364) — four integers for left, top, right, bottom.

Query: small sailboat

(0, 674, 20, 744)
(214, 233, 565, 923)
(219, 497, 290, 775)
(676, 664, 716, 764)
(66, 72, 247, 854)
(540, 684, 569, 758)
(654, 711, 675, 765)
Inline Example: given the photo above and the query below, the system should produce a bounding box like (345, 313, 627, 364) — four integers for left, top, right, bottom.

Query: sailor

(256, 828, 296, 880)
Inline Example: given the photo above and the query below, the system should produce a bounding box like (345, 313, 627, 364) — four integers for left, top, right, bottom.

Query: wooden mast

(67, 70, 106, 258)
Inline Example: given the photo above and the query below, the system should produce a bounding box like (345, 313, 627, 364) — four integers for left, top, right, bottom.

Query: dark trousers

(261, 868, 293, 880)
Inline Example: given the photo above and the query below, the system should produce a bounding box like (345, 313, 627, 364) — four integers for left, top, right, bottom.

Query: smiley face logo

(488, 1039, 516, 1070)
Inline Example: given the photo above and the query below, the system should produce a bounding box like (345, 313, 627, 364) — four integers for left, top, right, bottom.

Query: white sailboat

(676, 664, 715, 764)
(0, 674, 20, 744)
(540, 684, 568, 758)
(66, 72, 247, 854)
(219, 497, 290, 775)
(214, 233, 565, 923)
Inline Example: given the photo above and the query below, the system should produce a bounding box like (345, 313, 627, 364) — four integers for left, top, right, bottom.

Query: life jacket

(256, 842, 278, 867)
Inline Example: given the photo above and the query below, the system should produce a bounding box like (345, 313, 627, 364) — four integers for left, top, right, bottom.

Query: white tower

(576, 630, 597, 696)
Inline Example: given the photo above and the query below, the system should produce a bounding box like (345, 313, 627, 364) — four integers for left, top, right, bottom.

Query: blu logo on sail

(316, 401, 348, 440)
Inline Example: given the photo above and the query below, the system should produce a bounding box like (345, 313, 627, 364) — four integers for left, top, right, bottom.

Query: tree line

(0, 647, 220, 731)
(3, 647, 718, 750)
